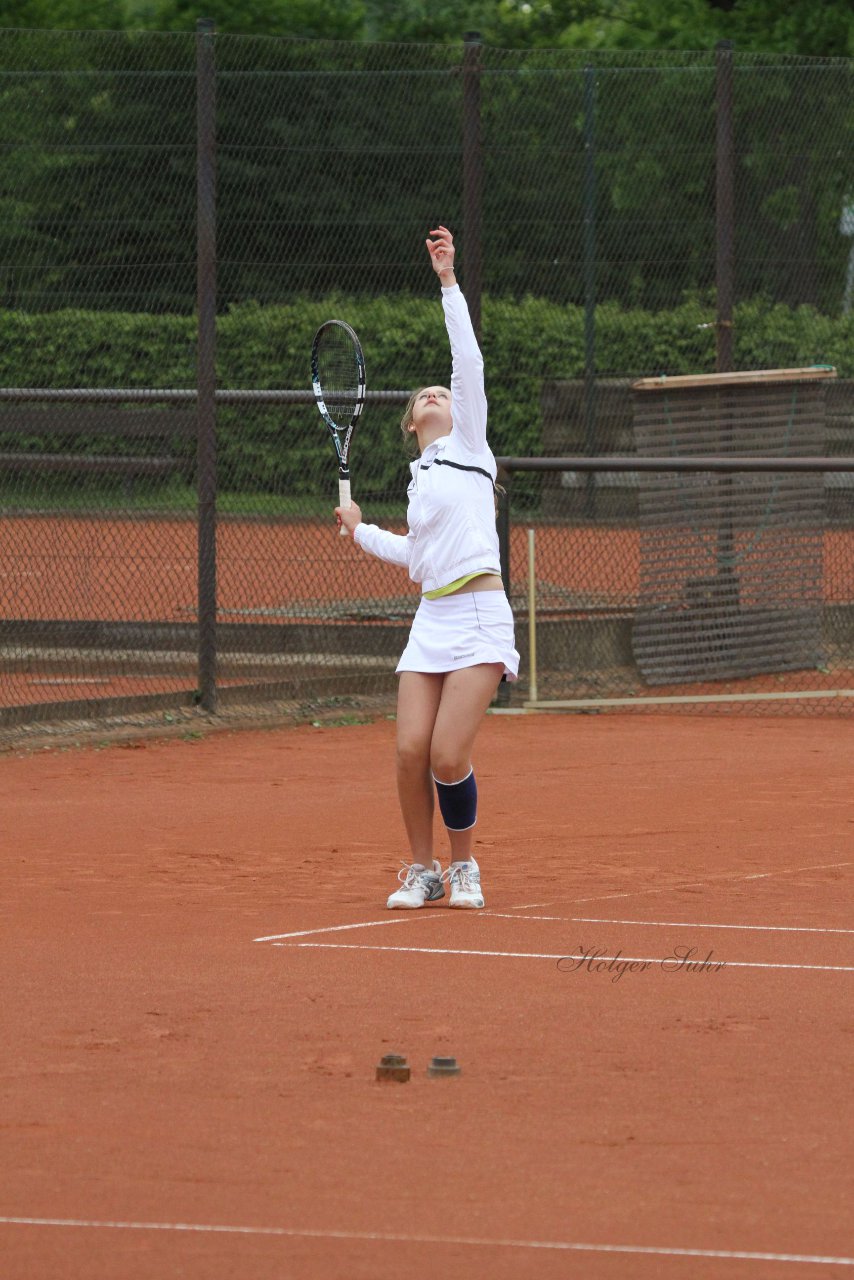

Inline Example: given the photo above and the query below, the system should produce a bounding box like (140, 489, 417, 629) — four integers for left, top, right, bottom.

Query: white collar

(420, 435, 450, 462)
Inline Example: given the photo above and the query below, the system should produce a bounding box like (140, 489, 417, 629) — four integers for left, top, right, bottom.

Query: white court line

(254, 864, 852, 944)
(509, 860, 852, 911)
(254, 918, 426, 944)
(278, 943, 854, 973)
(483, 914, 854, 935)
(0, 1216, 850, 1267)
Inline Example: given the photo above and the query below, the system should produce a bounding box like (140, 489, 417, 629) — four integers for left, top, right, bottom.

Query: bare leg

(396, 672, 444, 864)
(430, 663, 503, 862)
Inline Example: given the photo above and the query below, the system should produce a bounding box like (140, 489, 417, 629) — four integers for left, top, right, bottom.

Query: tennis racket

(311, 319, 366, 535)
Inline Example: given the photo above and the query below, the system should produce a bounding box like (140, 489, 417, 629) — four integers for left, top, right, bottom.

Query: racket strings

(316, 332, 361, 427)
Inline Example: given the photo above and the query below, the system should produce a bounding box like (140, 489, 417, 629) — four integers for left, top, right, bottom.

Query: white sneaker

(445, 858, 485, 909)
(386, 860, 445, 909)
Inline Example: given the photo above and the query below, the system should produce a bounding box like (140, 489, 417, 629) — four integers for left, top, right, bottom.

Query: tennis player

(336, 225, 519, 910)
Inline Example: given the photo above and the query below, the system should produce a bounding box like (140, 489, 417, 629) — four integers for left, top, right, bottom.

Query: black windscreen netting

(632, 373, 829, 684)
(0, 30, 851, 732)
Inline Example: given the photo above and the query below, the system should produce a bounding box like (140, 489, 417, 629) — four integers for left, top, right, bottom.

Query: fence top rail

(1, 375, 839, 403)
(633, 366, 837, 392)
(496, 455, 854, 473)
(0, 388, 411, 405)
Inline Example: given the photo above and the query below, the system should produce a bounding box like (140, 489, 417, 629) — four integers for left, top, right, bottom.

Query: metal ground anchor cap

(376, 1053, 410, 1083)
(427, 1056, 461, 1077)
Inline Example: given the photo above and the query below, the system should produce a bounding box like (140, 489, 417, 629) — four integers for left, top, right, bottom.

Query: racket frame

(311, 319, 366, 531)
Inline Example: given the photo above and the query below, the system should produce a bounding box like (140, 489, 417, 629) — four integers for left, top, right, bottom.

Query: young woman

(336, 226, 519, 910)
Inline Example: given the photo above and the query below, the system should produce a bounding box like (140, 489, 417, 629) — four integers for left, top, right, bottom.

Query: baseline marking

(483, 914, 854, 935)
(510, 860, 852, 911)
(277, 942, 854, 973)
(254, 918, 427, 944)
(0, 1216, 850, 1267)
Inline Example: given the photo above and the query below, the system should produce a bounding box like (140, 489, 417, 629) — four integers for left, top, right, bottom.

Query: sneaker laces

(443, 862, 478, 894)
(397, 860, 433, 888)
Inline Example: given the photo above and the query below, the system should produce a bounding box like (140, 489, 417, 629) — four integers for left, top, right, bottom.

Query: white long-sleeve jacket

(353, 284, 501, 595)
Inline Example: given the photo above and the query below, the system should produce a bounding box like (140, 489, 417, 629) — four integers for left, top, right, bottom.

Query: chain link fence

(0, 28, 852, 734)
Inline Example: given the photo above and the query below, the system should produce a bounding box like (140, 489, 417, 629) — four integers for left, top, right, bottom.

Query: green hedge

(0, 296, 850, 498)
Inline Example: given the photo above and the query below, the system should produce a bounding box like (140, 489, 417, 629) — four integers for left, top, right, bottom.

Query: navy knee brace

(433, 768, 478, 832)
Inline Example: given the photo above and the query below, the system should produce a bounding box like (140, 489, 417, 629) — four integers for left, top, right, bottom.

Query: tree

(0, 0, 126, 28)
(134, 0, 365, 40)
(720, 0, 854, 58)
(1, 0, 849, 58)
(516, 0, 854, 57)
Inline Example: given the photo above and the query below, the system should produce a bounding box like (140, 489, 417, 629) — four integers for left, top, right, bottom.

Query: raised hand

(426, 225, 456, 282)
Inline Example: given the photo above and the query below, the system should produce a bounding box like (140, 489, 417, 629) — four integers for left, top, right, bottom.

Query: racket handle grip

(338, 477, 351, 536)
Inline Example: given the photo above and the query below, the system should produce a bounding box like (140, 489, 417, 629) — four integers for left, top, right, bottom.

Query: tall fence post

(196, 17, 217, 713)
(715, 39, 735, 375)
(495, 468, 511, 707)
(462, 31, 483, 342)
(715, 40, 737, 596)
(583, 63, 597, 518)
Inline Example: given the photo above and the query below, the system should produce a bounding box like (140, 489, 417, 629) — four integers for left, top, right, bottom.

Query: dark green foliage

(10, 0, 851, 58)
(0, 295, 848, 500)
(0, 31, 848, 324)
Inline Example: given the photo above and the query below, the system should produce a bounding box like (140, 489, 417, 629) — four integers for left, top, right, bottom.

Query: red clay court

(3, 516, 854, 621)
(2, 711, 852, 1279)
(4, 513, 853, 713)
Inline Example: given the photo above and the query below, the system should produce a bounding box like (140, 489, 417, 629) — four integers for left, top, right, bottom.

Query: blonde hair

(399, 386, 432, 457)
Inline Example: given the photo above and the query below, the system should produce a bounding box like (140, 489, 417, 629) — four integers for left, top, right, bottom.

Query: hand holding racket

(311, 319, 366, 536)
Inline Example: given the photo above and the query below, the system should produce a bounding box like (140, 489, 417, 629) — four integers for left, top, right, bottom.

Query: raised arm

(426, 226, 488, 454)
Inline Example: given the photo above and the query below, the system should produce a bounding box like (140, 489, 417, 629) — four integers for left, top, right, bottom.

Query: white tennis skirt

(396, 590, 520, 680)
